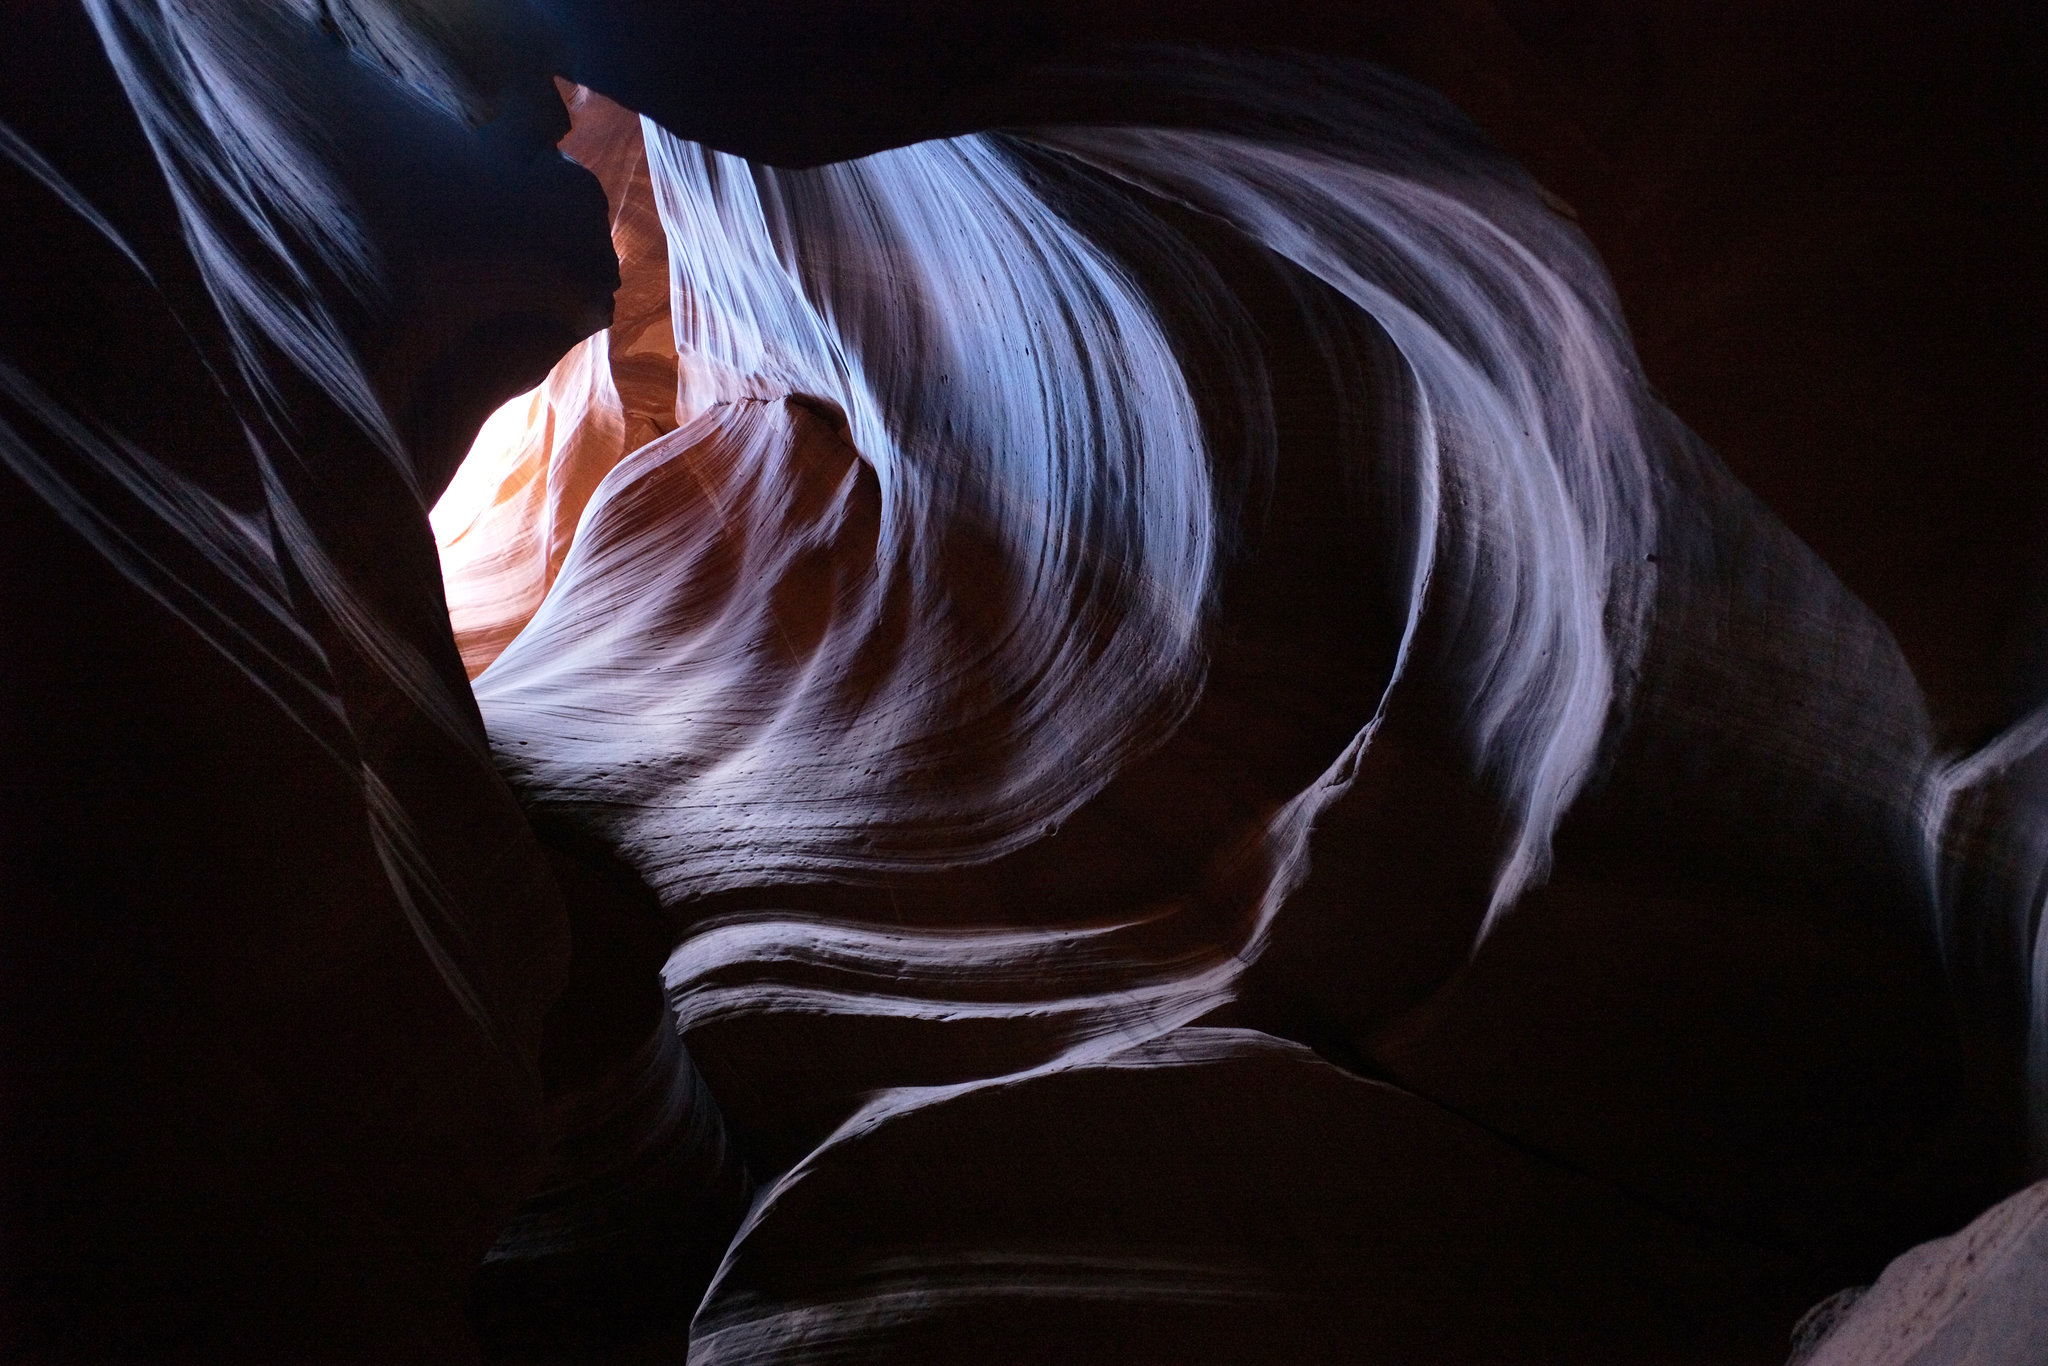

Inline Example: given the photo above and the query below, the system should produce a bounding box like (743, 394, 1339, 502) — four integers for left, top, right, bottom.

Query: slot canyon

(3, 2, 2045, 1362)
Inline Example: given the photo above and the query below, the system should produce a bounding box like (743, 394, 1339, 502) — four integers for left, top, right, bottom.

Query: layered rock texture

(3, 1, 2044, 1363)
(2, 2, 614, 1357)
(433, 83, 682, 677)
(1797, 1180, 2048, 1366)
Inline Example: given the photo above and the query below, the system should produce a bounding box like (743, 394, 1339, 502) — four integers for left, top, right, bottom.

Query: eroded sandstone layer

(4, 2, 2043, 1362)
(439, 60, 2037, 1365)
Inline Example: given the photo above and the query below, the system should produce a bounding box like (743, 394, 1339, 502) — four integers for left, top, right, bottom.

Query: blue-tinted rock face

(3, 3, 2042, 1362)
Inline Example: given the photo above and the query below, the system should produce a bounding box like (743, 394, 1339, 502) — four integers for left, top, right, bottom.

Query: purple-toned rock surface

(1798, 1180, 2048, 1366)
(3, 2, 2043, 1362)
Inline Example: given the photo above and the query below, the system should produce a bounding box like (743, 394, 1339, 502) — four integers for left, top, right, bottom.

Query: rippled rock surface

(5, 2, 2044, 1361)
(439, 50, 2039, 1365)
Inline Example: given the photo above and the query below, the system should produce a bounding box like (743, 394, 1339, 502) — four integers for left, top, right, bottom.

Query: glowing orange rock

(434, 86, 680, 676)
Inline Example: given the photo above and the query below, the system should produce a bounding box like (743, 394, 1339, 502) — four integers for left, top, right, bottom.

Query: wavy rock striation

(2, 0, 614, 1356)
(438, 53, 2041, 1363)
(4, 0, 2042, 1360)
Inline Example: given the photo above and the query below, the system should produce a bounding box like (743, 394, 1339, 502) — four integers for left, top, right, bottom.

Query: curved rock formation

(441, 46, 2035, 1364)
(433, 83, 680, 677)
(2, 0, 612, 1356)
(5, 1, 2044, 1362)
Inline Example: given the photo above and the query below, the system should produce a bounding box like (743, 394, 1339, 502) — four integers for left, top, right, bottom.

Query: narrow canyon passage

(3, 3, 2044, 1363)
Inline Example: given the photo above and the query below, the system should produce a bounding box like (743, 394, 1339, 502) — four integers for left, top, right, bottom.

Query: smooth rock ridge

(1799, 1180, 2048, 1366)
